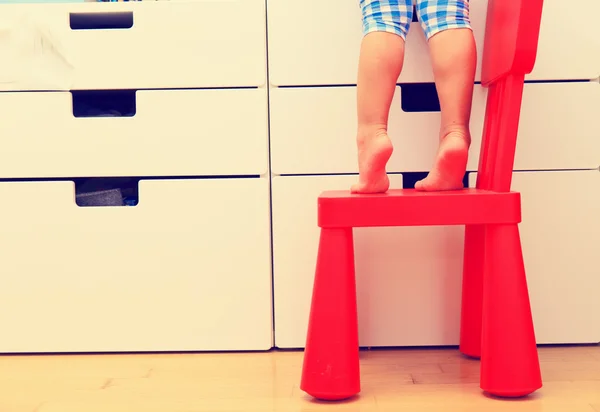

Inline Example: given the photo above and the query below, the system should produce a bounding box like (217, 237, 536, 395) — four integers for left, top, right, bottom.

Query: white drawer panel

(530, 1, 600, 81)
(470, 171, 600, 344)
(267, 0, 486, 86)
(0, 0, 266, 90)
(0, 88, 268, 178)
(272, 172, 600, 348)
(469, 82, 600, 171)
(269, 86, 463, 175)
(0, 178, 273, 352)
(272, 174, 467, 348)
(267, 0, 599, 86)
(271, 84, 596, 175)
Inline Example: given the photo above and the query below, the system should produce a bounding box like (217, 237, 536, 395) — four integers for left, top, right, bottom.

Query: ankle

(357, 124, 388, 146)
(440, 125, 471, 146)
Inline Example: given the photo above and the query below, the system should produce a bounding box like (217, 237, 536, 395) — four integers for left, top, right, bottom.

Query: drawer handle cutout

(70, 12, 134, 30)
(402, 172, 469, 189)
(72, 90, 136, 118)
(400, 83, 440, 112)
(75, 178, 139, 207)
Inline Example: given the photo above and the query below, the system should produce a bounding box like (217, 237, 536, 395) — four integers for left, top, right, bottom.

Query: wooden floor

(1, 345, 599, 412)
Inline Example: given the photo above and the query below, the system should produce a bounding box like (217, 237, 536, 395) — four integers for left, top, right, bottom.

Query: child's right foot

(415, 130, 470, 191)
(351, 130, 394, 194)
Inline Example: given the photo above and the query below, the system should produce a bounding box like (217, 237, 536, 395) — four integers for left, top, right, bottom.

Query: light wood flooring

(1, 345, 599, 411)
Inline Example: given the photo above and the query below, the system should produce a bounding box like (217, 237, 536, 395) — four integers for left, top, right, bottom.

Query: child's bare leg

(414, 2, 476, 191)
(352, 0, 412, 194)
(351, 33, 404, 193)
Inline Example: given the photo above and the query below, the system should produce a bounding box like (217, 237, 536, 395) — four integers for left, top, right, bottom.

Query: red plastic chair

(300, 0, 544, 400)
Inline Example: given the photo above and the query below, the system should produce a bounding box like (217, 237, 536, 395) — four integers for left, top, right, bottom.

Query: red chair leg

(480, 224, 542, 397)
(460, 225, 485, 358)
(300, 227, 360, 401)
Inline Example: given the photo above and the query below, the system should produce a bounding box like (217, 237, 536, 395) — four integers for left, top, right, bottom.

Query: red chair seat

(318, 189, 521, 228)
(302, 187, 541, 401)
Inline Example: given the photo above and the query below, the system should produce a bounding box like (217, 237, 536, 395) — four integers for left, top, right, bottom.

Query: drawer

(272, 171, 600, 349)
(530, 1, 600, 81)
(267, 0, 599, 86)
(0, 177, 273, 352)
(0, 0, 266, 90)
(270, 83, 597, 175)
(271, 174, 467, 348)
(267, 0, 487, 86)
(0, 88, 268, 178)
(469, 170, 600, 344)
(269, 86, 468, 175)
(471, 82, 600, 171)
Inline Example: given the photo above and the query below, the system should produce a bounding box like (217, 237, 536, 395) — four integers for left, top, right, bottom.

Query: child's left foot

(351, 130, 394, 194)
(415, 130, 470, 191)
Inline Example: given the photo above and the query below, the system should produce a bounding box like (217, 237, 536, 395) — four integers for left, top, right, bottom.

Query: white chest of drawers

(0, 0, 273, 353)
(268, 0, 600, 348)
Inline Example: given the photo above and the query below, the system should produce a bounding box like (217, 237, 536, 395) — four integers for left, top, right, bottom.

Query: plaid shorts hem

(360, 0, 413, 40)
(360, 0, 471, 41)
(423, 20, 472, 39)
(362, 21, 409, 40)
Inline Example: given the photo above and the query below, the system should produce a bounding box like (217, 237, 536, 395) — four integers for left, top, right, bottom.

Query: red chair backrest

(475, 0, 544, 192)
(481, 0, 544, 86)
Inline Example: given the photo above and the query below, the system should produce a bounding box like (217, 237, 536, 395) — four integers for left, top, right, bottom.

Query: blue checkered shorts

(360, 0, 471, 40)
